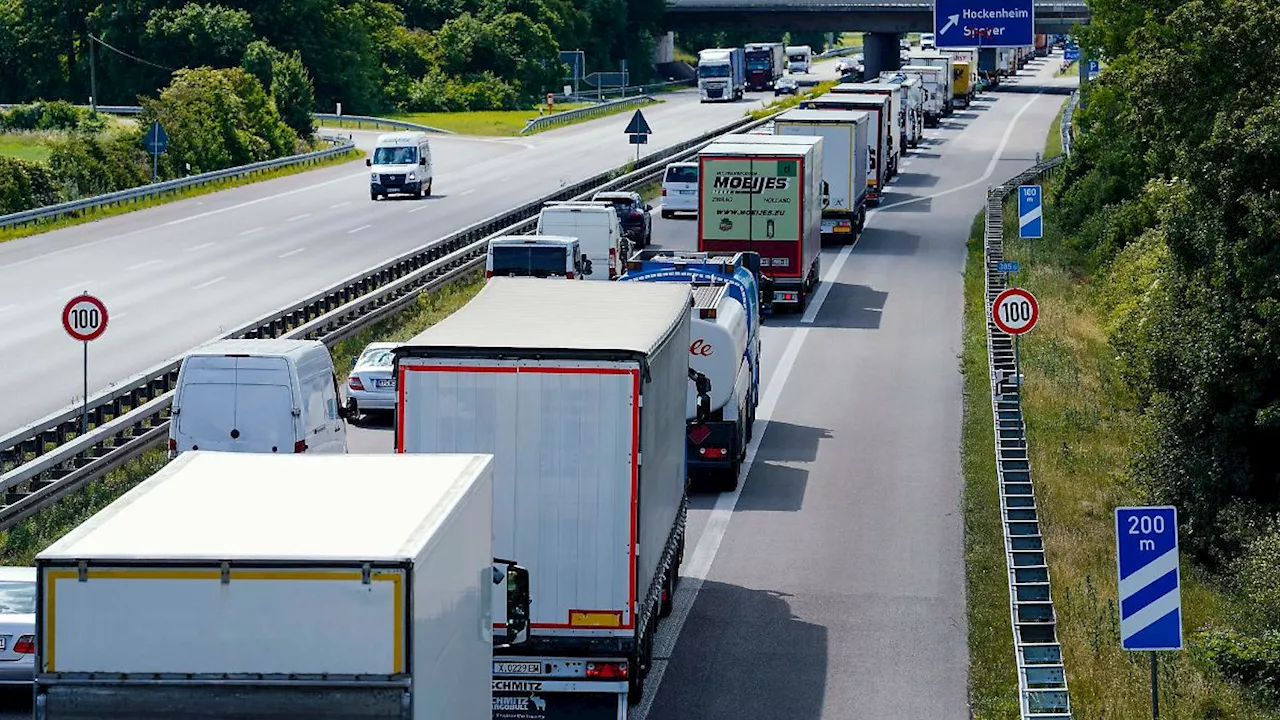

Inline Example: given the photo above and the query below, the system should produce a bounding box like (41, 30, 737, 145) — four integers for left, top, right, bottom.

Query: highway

(0, 70, 838, 437)
(344, 55, 1075, 717)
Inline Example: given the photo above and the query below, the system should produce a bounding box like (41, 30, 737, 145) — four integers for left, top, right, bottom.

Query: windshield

(698, 64, 730, 78)
(358, 348, 394, 367)
(788, 54, 806, 62)
(0, 580, 35, 614)
(491, 247, 570, 278)
(372, 146, 417, 165)
(666, 166, 698, 183)
(746, 57, 771, 70)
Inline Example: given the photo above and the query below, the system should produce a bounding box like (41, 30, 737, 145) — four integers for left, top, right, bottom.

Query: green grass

(747, 80, 838, 120)
(1044, 97, 1068, 159)
(321, 100, 658, 137)
(835, 33, 865, 49)
(0, 133, 51, 162)
(0, 146, 359, 243)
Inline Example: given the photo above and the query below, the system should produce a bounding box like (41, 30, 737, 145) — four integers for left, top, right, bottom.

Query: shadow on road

(878, 193, 932, 212)
(890, 173, 940, 189)
(803, 282, 888, 330)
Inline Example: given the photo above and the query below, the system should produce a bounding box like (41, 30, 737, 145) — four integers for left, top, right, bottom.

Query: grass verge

(0, 133, 51, 162)
(1044, 97, 1068, 159)
(0, 146, 358, 243)
(0, 272, 486, 565)
(747, 80, 838, 120)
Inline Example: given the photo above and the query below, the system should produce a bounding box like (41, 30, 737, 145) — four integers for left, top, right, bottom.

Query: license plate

(679, 189, 695, 195)
(0, 637, 6, 651)
(494, 661, 543, 675)
(374, 379, 394, 389)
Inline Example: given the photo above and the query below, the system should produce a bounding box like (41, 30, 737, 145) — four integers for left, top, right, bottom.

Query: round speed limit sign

(62, 294, 109, 342)
(991, 287, 1039, 335)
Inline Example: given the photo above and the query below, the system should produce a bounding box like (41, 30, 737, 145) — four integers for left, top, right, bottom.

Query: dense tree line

(1055, 0, 1280, 692)
(0, 0, 672, 113)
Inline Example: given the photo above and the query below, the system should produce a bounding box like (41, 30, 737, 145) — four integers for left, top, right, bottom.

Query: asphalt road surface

(0, 66, 839, 437)
(344, 55, 1076, 719)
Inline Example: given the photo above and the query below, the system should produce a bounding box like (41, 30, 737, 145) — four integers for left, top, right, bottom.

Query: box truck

(799, 93, 892, 203)
(774, 108, 869, 243)
(908, 51, 955, 114)
(620, 250, 763, 490)
(900, 64, 947, 125)
(952, 60, 975, 108)
(831, 83, 904, 174)
(33, 451, 532, 720)
(698, 47, 745, 102)
(393, 278, 691, 714)
(698, 134, 824, 312)
(879, 72, 925, 147)
(744, 42, 785, 91)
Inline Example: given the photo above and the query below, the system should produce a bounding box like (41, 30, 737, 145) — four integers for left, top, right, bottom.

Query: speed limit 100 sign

(991, 287, 1039, 335)
(62, 294, 109, 342)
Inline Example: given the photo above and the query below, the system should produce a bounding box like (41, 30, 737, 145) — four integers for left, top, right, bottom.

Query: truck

(830, 82, 904, 175)
(744, 42, 785, 91)
(32, 451, 533, 720)
(619, 250, 764, 490)
(799, 93, 892, 203)
(879, 72, 925, 148)
(774, 109, 870, 243)
(908, 50, 955, 114)
(698, 134, 824, 312)
(393, 277, 692, 715)
(698, 47, 745, 102)
(952, 61, 975, 108)
(785, 44, 812, 73)
(899, 64, 947, 126)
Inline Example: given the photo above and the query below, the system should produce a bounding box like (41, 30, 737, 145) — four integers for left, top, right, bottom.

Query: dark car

(774, 77, 799, 96)
(591, 191, 652, 248)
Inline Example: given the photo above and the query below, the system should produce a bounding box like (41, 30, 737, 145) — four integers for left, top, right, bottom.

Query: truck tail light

(294, 440, 308, 453)
(662, 187, 668, 196)
(168, 438, 177, 452)
(13, 636, 34, 655)
(629, 210, 643, 219)
(586, 662, 628, 679)
(485, 270, 494, 279)
(698, 447, 728, 458)
(349, 376, 365, 391)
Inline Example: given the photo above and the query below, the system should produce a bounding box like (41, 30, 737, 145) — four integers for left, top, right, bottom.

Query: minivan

(535, 202, 628, 280)
(486, 235, 591, 279)
(367, 132, 433, 200)
(661, 162, 699, 218)
(169, 339, 348, 456)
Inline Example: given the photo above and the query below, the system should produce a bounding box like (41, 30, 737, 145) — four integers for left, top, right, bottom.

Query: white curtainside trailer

(33, 451, 526, 720)
(394, 277, 691, 718)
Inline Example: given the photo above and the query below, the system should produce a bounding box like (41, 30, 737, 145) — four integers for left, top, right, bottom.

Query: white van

(486, 235, 591, 279)
(661, 162, 699, 218)
(169, 339, 348, 456)
(367, 132, 433, 200)
(535, 202, 628, 280)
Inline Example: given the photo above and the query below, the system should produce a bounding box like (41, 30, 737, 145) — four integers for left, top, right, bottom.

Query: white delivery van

(485, 235, 590, 280)
(169, 339, 348, 456)
(536, 202, 628, 280)
(367, 132, 433, 200)
(785, 45, 812, 73)
(661, 162, 699, 217)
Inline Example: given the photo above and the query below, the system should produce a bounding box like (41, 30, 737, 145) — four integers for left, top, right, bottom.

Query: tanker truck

(620, 250, 763, 491)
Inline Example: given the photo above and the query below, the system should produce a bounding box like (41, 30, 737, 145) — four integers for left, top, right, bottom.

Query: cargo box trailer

(774, 108, 870, 243)
(798, 93, 892, 203)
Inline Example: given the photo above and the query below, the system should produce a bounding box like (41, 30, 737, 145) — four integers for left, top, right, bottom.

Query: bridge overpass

(662, 0, 1090, 33)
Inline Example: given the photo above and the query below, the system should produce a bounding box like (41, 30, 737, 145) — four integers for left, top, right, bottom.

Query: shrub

(1199, 629, 1280, 700)
(0, 101, 106, 133)
(47, 133, 150, 200)
(406, 71, 519, 112)
(0, 156, 59, 214)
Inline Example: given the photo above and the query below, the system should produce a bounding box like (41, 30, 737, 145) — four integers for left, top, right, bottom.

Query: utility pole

(88, 34, 98, 113)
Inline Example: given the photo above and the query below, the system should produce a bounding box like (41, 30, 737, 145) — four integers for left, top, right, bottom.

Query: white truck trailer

(32, 451, 531, 720)
(879, 72, 925, 148)
(393, 277, 692, 715)
(900, 64, 947, 126)
(908, 51, 956, 114)
(774, 108, 870, 243)
(831, 82, 904, 175)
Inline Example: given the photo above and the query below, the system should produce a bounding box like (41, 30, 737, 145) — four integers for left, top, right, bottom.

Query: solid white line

(127, 259, 161, 271)
(460, 188, 477, 196)
(57, 281, 90, 293)
(332, 201, 351, 209)
(239, 227, 264, 236)
(186, 242, 216, 252)
(192, 276, 225, 290)
(347, 225, 371, 234)
(278, 247, 306, 258)
(287, 213, 311, 222)
(409, 204, 431, 213)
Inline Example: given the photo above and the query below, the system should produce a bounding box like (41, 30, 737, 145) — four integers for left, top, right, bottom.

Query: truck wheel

(721, 458, 741, 492)
(425, 180, 432, 197)
(659, 565, 674, 618)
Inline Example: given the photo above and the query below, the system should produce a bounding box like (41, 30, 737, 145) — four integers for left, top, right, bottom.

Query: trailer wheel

(659, 565, 674, 618)
(721, 457, 741, 492)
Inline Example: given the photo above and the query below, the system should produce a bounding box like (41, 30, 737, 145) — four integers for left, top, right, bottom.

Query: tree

(270, 50, 317, 138)
(143, 3, 255, 70)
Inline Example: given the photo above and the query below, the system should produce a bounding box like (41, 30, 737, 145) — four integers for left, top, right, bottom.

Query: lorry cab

(169, 339, 348, 457)
(697, 47, 745, 102)
(536, 201, 628, 280)
(367, 131, 433, 200)
(486, 234, 588, 280)
(785, 45, 812, 73)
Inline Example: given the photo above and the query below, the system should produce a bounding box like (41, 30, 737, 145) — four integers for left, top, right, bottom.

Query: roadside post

(62, 293, 110, 435)
(624, 109, 653, 164)
(991, 286, 1038, 389)
(1115, 506, 1183, 719)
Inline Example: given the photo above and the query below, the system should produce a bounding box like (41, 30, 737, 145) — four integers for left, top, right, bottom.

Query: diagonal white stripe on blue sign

(1020, 205, 1042, 227)
(1118, 547, 1178, 598)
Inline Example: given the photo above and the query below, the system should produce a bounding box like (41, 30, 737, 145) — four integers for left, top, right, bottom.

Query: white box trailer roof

(774, 108, 870, 213)
(394, 278, 690, 640)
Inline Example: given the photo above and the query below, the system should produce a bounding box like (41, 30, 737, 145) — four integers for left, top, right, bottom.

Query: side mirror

(645, 204, 653, 212)
(365, 158, 372, 167)
(419, 158, 427, 166)
(493, 560, 531, 648)
(582, 258, 593, 275)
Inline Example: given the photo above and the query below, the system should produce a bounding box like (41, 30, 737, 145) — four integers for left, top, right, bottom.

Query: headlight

(407, 172, 416, 181)
(371, 173, 378, 182)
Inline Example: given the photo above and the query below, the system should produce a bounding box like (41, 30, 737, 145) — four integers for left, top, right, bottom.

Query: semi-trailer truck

(908, 51, 955, 114)
(33, 451, 532, 720)
(744, 42, 785, 91)
(879, 72, 925, 148)
(620, 250, 764, 490)
(774, 108, 870, 243)
(698, 134, 824, 312)
(799, 93, 892, 203)
(899, 64, 947, 125)
(698, 47, 746, 102)
(393, 277, 692, 714)
(831, 82, 904, 175)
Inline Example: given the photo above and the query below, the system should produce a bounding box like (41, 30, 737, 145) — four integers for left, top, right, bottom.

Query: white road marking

(460, 188, 476, 196)
(127, 259, 161, 271)
(192, 276, 225, 290)
(332, 201, 351, 209)
(239, 227, 264, 236)
(57, 281, 90, 293)
(278, 247, 306, 258)
(287, 213, 311, 222)
(409, 204, 431, 213)
(635, 90, 1049, 717)
(186, 242, 216, 252)
(347, 225, 371, 234)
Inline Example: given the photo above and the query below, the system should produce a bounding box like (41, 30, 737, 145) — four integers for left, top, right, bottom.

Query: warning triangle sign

(623, 109, 652, 135)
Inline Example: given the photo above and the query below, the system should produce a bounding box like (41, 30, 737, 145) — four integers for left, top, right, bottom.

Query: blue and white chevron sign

(1115, 506, 1183, 651)
(1018, 185, 1042, 239)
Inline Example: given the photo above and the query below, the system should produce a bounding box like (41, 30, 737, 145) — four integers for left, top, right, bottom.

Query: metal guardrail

(1060, 90, 1079, 157)
(0, 108, 784, 531)
(0, 135, 356, 230)
(311, 113, 453, 135)
(984, 155, 1072, 719)
(520, 95, 656, 135)
(562, 79, 695, 103)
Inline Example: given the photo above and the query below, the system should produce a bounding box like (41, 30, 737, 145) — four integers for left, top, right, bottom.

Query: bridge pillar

(862, 32, 902, 80)
(654, 31, 675, 65)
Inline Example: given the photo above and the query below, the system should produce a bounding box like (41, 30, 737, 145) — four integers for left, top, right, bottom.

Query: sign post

(143, 121, 169, 184)
(1018, 184, 1043, 239)
(1116, 506, 1183, 719)
(62, 293, 110, 435)
(623, 109, 653, 164)
(933, 0, 1035, 49)
(990, 286, 1038, 390)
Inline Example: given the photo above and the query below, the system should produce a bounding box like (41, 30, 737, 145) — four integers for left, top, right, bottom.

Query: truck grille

(380, 174, 405, 186)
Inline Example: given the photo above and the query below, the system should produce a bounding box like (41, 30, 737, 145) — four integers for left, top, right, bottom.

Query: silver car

(0, 567, 35, 685)
(344, 342, 399, 419)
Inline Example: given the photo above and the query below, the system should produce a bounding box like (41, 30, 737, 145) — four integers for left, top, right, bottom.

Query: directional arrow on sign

(623, 109, 652, 136)
(940, 14, 960, 34)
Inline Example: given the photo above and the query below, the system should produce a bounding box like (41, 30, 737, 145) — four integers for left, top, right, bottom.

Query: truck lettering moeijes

(773, 108, 870, 243)
(393, 278, 691, 716)
(33, 451, 531, 720)
(698, 134, 823, 312)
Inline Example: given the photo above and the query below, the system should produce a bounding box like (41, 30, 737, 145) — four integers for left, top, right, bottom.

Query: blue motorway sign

(1087, 59, 1100, 77)
(143, 121, 169, 155)
(1017, 185, 1042, 239)
(1064, 45, 1080, 61)
(1115, 506, 1183, 651)
(934, 0, 1035, 49)
(997, 260, 1020, 273)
